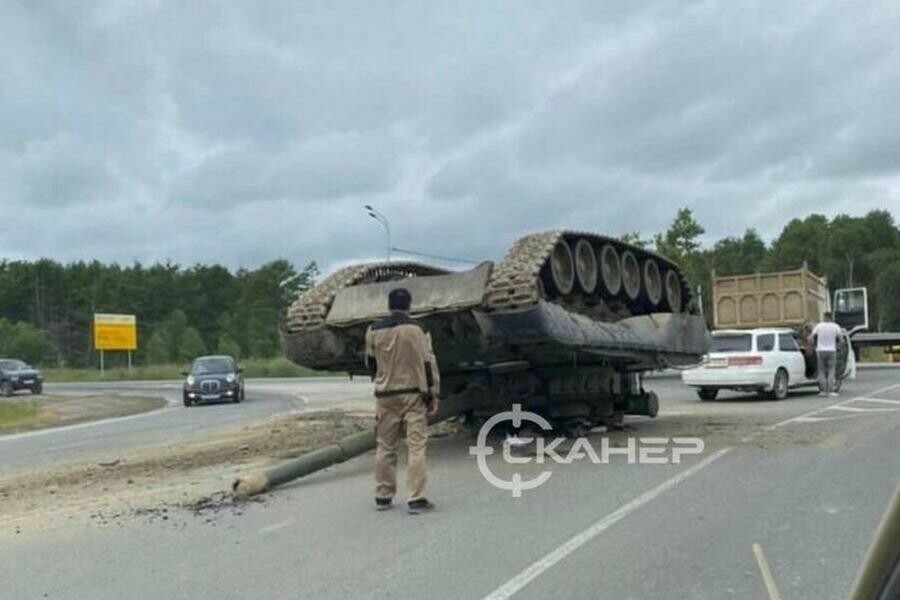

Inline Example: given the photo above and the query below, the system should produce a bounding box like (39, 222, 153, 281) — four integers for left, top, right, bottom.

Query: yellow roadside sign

(94, 314, 138, 351)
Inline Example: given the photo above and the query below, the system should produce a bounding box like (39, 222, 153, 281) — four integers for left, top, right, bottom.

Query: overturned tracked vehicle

(284, 231, 709, 431)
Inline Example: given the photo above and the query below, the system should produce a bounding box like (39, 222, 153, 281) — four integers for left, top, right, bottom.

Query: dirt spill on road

(0, 410, 374, 537)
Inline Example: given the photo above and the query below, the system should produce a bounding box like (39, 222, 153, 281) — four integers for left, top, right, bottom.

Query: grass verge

(860, 346, 898, 363)
(0, 401, 43, 431)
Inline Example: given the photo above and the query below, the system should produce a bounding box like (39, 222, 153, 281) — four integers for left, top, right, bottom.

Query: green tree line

(0, 259, 318, 367)
(651, 208, 900, 330)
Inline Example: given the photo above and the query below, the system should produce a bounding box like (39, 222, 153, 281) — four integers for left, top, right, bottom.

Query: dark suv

(0, 359, 44, 396)
(182, 355, 244, 406)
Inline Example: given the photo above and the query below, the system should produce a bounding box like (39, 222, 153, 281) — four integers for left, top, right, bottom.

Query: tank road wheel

(642, 259, 662, 307)
(573, 239, 598, 294)
(665, 270, 683, 313)
(599, 244, 622, 296)
(548, 240, 575, 296)
(621, 250, 641, 301)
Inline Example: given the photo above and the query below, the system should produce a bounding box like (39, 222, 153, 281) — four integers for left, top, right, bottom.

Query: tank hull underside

(283, 301, 707, 375)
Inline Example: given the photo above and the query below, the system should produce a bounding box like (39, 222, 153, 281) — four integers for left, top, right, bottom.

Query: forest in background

(1, 208, 898, 368)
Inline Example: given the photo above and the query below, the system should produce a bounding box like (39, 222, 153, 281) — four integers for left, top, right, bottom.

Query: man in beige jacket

(365, 287, 440, 514)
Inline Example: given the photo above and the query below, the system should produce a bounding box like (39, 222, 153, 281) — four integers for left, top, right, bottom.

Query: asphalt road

(3, 370, 900, 600)
(0, 377, 374, 477)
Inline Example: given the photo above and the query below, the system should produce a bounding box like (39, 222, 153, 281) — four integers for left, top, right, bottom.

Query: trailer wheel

(697, 388, 718, 401)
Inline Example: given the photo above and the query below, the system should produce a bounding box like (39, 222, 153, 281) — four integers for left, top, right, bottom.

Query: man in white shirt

(808, 312, 845, 397)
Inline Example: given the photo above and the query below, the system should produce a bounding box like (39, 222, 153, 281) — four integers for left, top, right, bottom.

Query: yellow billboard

(94, 314, 138, 351)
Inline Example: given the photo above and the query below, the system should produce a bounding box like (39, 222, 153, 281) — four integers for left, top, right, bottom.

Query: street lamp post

(364, 204, 391, 261)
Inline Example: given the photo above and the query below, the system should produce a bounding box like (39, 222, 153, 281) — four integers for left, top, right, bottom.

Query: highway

(2, 369, 900, 599)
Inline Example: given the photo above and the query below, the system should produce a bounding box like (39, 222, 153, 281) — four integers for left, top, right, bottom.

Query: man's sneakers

(829, 392, 839, 397)
(407, 499, 435, 514)
(818, 391, 827, 397)
(376, 497, 436, 514)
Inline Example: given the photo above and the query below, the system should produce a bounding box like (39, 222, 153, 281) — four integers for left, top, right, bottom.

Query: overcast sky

(2, 1, 899, 273)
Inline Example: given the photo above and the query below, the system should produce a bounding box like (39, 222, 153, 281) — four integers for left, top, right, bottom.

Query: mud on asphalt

(0, 410, 376, 536)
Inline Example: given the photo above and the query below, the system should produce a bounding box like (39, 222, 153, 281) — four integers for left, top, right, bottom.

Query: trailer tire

(697, 388, 718, 402)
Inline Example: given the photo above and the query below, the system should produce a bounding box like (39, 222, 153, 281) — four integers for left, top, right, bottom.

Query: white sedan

(682, 328, 853, 401)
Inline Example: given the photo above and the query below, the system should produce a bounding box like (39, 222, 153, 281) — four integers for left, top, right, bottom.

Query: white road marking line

(857, 397, 900, 405)
(830, 405, 898, 413)
(480, 447, 732, 600)
(790, 415, 859, 424)
(752, 543, 783, 600)
(772, 381, 900, 428)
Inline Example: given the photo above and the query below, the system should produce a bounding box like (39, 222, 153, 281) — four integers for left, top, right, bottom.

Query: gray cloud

(0, 0, 898, 273)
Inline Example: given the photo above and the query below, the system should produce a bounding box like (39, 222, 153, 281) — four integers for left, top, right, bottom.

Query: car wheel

(769, 369, 789, 400)
(183, 394, 193, 407)
(1, 381, 13, 397)
(232, 390, 241, 403)
(697, 388, 718, 402)
(31, 383, 42, 395)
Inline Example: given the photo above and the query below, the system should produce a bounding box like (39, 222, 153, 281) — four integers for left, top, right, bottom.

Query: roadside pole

(100, 349, 105, 377)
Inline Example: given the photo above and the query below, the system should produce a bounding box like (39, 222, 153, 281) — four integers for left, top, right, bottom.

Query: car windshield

(0, 360, 27, 370)
(709, 334, 752, 353)
(190, 358, 233, 375)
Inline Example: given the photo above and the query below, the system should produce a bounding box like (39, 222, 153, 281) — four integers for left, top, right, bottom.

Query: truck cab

(833, 287, 869, 334)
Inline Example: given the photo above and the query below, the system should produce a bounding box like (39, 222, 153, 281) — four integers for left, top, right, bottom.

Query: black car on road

(182, 355, 244, 406)
(0, 359, 44, 396)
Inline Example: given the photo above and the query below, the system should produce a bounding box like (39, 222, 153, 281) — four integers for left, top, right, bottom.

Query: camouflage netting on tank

(284, 262, 447, 332)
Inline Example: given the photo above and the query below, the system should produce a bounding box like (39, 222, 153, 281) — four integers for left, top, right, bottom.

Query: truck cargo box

(711, 265, 828, 330)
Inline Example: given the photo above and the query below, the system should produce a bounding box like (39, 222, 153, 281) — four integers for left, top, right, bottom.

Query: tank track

(484, 231, 561, 310)
(286, 231, 693, 332)
(485, 230, 691, 313)
(284, 262, 447, 332)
